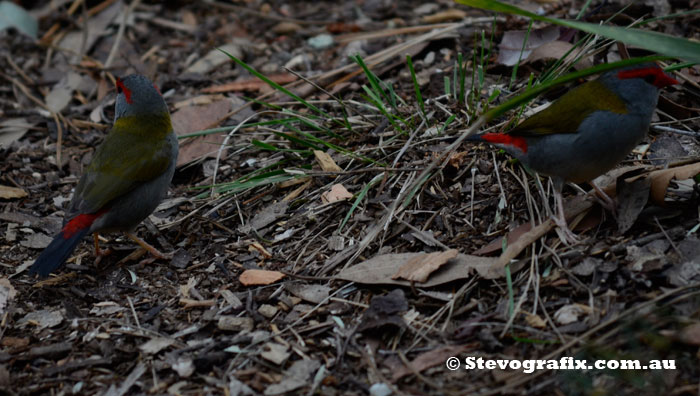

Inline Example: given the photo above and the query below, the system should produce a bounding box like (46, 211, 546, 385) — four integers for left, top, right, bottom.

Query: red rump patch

(617, 66, 679, 89)
(480, 133, 528, 153)
(62, 209, 107, 239)
(116, 78, 133, 104)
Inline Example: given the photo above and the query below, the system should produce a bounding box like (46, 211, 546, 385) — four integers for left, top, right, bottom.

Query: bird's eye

(644, 75, 656, 85)
(116, 78, 125, 94)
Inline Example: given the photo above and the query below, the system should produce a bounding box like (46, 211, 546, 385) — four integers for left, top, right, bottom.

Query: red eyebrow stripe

(617, 67, 679, 88)
(617, 68, 658, 79)
(116, 79, 133, 104)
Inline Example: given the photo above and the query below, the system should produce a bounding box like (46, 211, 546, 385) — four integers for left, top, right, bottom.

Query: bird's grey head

(599, 63, 678, 114)
(114, 74, 169, 121)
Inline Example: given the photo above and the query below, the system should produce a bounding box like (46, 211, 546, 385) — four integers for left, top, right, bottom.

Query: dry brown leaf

(554, 303, 592, 325)
(473, 223, 532, 256)
(272, 21, 302, 34)
(179, 277, 197, 298)
(239, 201, 289, 234)
(336, 252, 510, 287)
(139, 337, 175, 355)
(392, 249, 458, 283)
(497, 26, 559, 66)
(447, 151, 469, 168)
(0, 336, 28, 348)
(45, 72, 82, 113)
(524, 312, 547, 329)
(313, 150, 342, 172)
(524, 40, 592, 69)
(179, 298, 216, 309)
(648, 161, 700, 205)
(0, 185, 27, 199)
(172, 100, 232, 166)
(173, 94, 227, 109)
(0, 118, 34, 149)
(595, 165, 650, 197)
(495, 196, 594, 269)
(185, 43, 243, 75)
(392, 344, 474, 382)
(182, 10, 197, 26)
(240, 269, 285, 286)
(321, 184, 353, 204)
(0, 278, 17, 317)
(616, 176, 651, 233)
(676, 323, 700, 346)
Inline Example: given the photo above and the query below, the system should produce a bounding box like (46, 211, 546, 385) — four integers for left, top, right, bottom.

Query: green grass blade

(406, 55, 426, 118)
(353, 55, 396, 111)
(456, 0, 700, 63)
(457, 52, 466, 105)
(338, 172, 385, 232)
(219, 48, 331, 117)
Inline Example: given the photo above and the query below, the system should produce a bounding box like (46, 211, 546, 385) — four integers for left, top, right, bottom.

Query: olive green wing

(509, 80, 628, 136)
(67, 120, 173, 218)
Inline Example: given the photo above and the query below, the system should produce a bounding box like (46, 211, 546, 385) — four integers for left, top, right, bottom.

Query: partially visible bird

(469, 63, 678, 242)
(30, 74, 179, 277)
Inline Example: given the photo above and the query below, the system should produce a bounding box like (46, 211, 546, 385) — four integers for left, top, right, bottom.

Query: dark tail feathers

(29, 228, 89, 277)
(465, 134, 486, 142)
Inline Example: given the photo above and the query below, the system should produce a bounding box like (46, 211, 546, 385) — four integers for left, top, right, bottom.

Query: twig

(654, 216, 684, 259)
(392, 117, 427, 167)
(127, 296, 142, 330)
(104, 0, 141, 69)
(653, 125, 700, 137)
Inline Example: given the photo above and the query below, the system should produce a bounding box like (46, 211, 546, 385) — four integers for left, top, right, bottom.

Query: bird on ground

(30, 74, 179, 277)
(468, 62, 678, 242)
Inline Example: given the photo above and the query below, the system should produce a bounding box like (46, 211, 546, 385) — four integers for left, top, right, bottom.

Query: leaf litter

(1, 0, 699, 395)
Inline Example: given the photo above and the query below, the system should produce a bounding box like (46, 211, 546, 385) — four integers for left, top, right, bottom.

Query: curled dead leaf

(313, 150, 343, 172)
(473, 223, 532, 256)
(392, 249, 458, 282)
(321, 184, 353, 203)
(497, 26, 560, 66)
(447, 151, 470, 169)
(336, 252, 509, 288)
(648, 161, 700, 205)
(0, 185, 27, 199)
(523, 40, 592, 69)
(524, 313, 546, 329)
(0, 278, 17, 317)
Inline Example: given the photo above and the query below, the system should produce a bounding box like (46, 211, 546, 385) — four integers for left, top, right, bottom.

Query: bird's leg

(589, 181, 617, 217)
(93, 233, 112, 264)
(125, 232, 173, 260)
(93, 233, 100, 255)
(551, 179, 579, 245)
